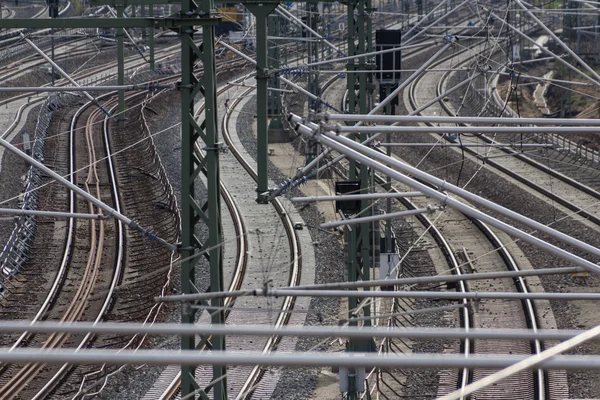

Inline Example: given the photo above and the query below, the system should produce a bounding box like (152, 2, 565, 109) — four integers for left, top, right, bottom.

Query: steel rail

(222, 84, 302, 400)
(157, 76, 303, 399)
(428, 45, 600, 228)
(0, 95, 117, 399)
(0, 91, 115, 369)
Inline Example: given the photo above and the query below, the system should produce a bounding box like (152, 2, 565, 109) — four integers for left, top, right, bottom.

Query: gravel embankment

(0, 105, 41, 247)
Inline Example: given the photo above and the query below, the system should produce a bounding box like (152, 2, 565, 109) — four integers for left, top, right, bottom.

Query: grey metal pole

(324, 113, 600, 126)
(330, 125, 600, 134)
(234, 288, 600, 301)
(0, 320, 589, 342)
(0, 208, 107, 219)
(2, 348, 600, 369)
(290, 192, 424, 202)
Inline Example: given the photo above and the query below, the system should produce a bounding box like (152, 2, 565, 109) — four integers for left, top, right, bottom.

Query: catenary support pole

(245, 3, 278, 204)
(179, 0, 226, 396)
(117, 5, 125, 128)
(0, 137, 176, 250)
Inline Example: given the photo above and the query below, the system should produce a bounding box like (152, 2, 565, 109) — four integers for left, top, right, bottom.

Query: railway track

(148, 74, 303, 400)
(399, 30, 577, 399)
(0, 37, 250, 396)
(0, 94, 122, 399)
(308, 34, 551, 397)
(405, 34, 600, 235)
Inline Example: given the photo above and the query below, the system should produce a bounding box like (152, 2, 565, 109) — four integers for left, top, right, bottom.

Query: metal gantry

(0, 2, 226, 398)
(344, 0, 376, 396)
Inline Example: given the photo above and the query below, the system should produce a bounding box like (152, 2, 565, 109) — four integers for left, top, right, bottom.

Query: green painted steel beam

(117, 5, 125, 128)
(0, 16, 220, 29)
(91, 0, 179, 5)
(242, 0, 323, 3)
(246, 2, 278, 204)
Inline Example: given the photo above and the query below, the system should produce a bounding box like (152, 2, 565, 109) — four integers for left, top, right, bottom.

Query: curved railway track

(3, 2, 592, 399)
(407, 37, 600, 233)
(315, 39, 549, 396)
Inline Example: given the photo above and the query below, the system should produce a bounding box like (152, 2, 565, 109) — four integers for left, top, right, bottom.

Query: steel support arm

(0, 138, 177, 251)
(331, 125, 600, 134)
(0, 315, 589, 341)
(4, 348, 600, 370)
(0, 208, 107, 219)
(321, 207, 436, 228)
(20, 33, 110, 117)
(324, 114, 600, 126)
